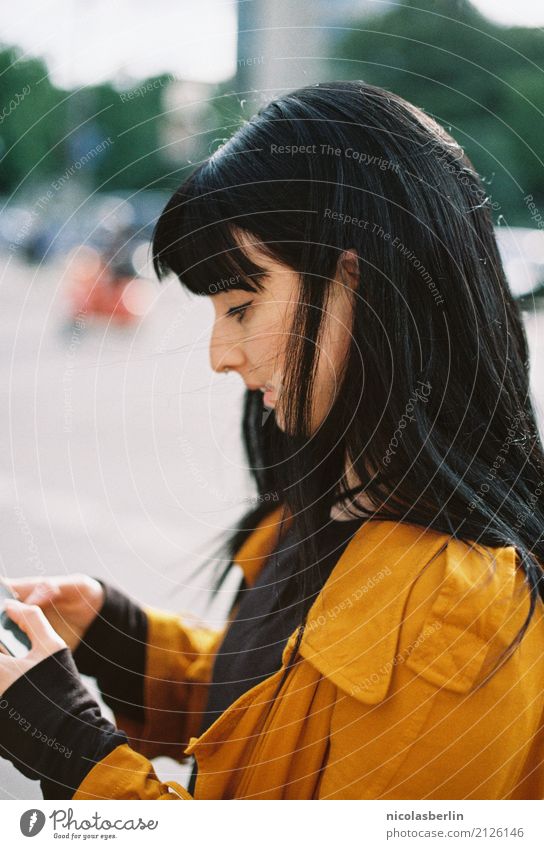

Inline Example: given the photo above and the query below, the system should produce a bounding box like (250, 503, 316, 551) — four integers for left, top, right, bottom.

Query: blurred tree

(0, 46, 175, 197)
(2, 0, 543, 225)
(330, 0, 544, 225)
(86, 77, 172, 191)
(0, 48, 66, 194)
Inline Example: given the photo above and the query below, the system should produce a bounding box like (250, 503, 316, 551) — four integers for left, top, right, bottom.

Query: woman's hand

(1, 574, 105, 653)
(0, 599, 68, 697)
(0, 594, 129, 797)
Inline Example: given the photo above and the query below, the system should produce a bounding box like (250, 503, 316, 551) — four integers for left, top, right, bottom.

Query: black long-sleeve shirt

(188, 515, 364, 793)
(0, 515, 363, 798)
(0, 581, 148, 799)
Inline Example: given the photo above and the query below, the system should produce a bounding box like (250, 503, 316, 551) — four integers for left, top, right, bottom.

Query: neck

(329, 459, 376, 520)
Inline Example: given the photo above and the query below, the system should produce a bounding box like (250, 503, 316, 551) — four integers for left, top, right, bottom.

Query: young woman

(1, 80, 543, 800)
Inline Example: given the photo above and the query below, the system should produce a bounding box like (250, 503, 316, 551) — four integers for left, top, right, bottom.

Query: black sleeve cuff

(0, 646, 128, 799)
(72, 579, 147, 724)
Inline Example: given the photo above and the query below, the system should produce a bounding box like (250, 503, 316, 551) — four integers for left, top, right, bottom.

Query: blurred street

(0, 253, 253, 798)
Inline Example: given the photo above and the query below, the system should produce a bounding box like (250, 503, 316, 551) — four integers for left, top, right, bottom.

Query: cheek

(244, 335, 276, 369)
(314, 305, 353, 402)
(246, 306, 291, 369)
(319, 327, 350, 384)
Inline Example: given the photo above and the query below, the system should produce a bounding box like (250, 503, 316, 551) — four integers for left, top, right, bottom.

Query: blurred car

(0, 190, 170, 269)
(63, 243, 152, 328)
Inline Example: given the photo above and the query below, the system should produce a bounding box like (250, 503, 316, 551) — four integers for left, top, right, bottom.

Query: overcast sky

(0, 0, 238, 87)
(0, 0, 542, 88)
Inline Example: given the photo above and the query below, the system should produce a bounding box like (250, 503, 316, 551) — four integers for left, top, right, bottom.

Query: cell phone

(0, 581, 32, 657)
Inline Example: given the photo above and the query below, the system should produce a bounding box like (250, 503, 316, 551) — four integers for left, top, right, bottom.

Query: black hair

(152, 80, 544, 686)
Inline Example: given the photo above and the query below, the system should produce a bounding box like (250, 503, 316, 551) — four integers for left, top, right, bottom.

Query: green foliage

(0, 48, 67, 194)
(0, 46, 173, 197)
(2, 0, 543, 227)
(330, 0, 544, 225)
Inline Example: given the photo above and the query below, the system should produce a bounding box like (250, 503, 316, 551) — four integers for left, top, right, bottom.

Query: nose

(209, 315, 246, 375)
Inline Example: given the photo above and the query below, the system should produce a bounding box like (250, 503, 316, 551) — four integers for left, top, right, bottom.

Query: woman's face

(208, 230, 358, 433)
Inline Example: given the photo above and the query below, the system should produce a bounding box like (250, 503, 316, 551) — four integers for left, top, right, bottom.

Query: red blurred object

(65, 246, 148, 326)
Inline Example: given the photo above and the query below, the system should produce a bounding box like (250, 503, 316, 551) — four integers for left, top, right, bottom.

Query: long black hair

(152, 80, 544, 675)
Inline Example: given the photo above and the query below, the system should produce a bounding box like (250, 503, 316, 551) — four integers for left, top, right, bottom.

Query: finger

(1, 578, 22, 600)
(1, 578, 45, 601)
(3, 599, 65, 652)
(25, 585, 61, 606)
(4, 579, 58, 605)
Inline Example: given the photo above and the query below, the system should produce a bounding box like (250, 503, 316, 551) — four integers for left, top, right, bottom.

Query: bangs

(151, 165, 272, 297)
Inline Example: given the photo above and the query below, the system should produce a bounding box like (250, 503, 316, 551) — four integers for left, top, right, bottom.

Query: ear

(338, 249, 359, 292)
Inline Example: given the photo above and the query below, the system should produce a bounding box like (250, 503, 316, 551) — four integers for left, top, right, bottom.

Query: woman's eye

(227, 300, 253, 323)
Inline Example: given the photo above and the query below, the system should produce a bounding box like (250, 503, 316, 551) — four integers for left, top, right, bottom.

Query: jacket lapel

(297, 520, 451, 704)
(233, 504, 452, 705)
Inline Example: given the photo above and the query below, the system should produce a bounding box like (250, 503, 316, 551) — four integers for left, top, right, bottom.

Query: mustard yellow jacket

(73, 506, 544, 800)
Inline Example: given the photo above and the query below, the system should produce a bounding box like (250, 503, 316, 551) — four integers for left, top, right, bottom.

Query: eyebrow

(231, 270, 269, 292)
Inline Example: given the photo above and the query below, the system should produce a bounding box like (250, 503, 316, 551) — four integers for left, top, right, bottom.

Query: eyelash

(227, 300, 253, 323)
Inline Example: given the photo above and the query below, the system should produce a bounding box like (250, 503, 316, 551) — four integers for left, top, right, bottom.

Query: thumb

(3, 599, 66, 654)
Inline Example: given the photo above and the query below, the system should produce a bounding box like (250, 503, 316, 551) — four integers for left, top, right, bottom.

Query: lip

(244, 381, 275, 393)
(242, 380, 276, 408)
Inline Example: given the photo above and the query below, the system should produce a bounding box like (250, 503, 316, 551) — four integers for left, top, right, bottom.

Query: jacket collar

(232, 505, 293, 587)
(233, 505, 452, 705)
